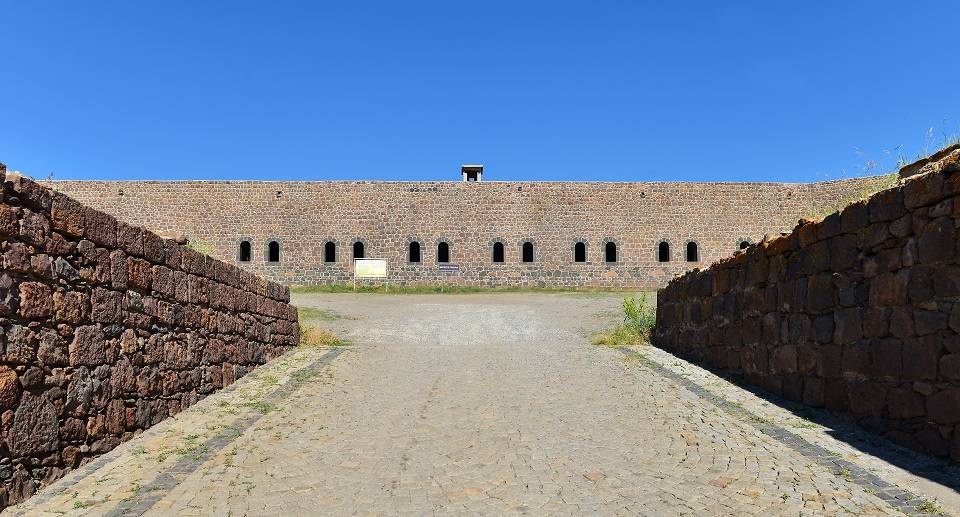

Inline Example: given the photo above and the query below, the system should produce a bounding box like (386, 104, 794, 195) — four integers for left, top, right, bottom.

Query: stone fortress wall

(653, 148, 960, 460)
(0, 165, 299, 507)
(50, 176, 885, 288)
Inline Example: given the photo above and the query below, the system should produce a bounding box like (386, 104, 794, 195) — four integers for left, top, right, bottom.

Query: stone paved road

(8, 293, 957, 516)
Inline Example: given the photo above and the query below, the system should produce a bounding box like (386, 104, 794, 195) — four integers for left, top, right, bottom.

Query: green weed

(918, 499, 946, 515)
(592, 294, 656, 347)
(185, 237, 214, 256)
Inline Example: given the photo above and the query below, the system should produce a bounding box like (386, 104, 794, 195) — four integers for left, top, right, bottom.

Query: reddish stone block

(116, 222, 143, 256)
(7, 175, 51, 211)
(3, 242, 31, 272)
(83, 207, 117, 247)
(126, 257, 152, 290)
(18, 209, 50, 247)
(54, 290, 88, 324)
(110, 250, 128, 290)
(0, 366, 21, 411)
(142, 231, 165, 264)
(0, 204, 20, 239)
(50, 193, 84, 237)
(69, 326, 106, 366)
(18, 282, 52, 319)
(7, 393, 60, 457)
(37, 329, 68, 367)
(90, 288, 124, 323)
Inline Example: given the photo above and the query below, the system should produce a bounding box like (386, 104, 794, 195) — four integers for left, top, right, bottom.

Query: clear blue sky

(2, 1, 958, 183)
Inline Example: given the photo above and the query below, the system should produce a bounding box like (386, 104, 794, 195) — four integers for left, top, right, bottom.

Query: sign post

(354, 259, 388, 291)
(438, 263, 460, 292)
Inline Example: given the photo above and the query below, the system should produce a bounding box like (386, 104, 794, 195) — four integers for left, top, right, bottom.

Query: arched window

(239, 241, 251, 262)
(437, 241, 450, 263)
(492, 242, 505, 263)
(605, 241, 617, 263)
(686, 242, 699, 262)
(267, 241, 280, 262)
(324, 241, 336, 262)
(739, 240, 750, 250)
(574, 242, 586, 263)
(353, 241, 365, 260)
(409, 241, 421, 263)
(657, 241, 670, 262)
(522, 242, 534, 263)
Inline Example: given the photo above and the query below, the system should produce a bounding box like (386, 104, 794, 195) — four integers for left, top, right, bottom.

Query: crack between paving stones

(616, 347, 938, 517)
(91, 347, 347, 517)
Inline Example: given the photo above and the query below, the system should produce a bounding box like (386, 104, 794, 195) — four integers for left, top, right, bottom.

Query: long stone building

(50, 168, 886, 288)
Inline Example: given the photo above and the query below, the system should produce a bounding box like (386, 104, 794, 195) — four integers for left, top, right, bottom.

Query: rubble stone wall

(653, 150, 960, 460)
(50, 178, 884, 288)
(0, 165, 299, 507)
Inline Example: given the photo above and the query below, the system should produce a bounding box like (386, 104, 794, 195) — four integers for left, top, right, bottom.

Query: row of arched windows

(656, 241, 699, 263)
(238, 240, 281, 262)
(240, 239, 709, 264)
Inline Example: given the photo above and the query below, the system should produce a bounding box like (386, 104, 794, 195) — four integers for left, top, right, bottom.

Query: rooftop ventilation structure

(461, 164, 483, 182)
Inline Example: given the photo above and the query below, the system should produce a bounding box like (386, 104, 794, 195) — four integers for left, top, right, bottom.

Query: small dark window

(437, 242, 450, 263)
(268, 241, 280, 262)
(739, 240, 750, 250)
(574, 242, 586, 263)
(658, 241, 670, 262)
(605, 242, 617, 263)
(492, 242, 504, 263)
(353, 241, 365, 259)
(522, 242, 534, 263)
(239, 241, 251, 262)
(324, 241, 336, 262)
(409, 242, 421, 263)
(686, 242, 699, 262)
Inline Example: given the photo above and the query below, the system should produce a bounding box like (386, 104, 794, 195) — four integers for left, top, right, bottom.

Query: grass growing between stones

(917, 499, 947, 515)
(805, 172, 899, 221)
(297, 307, 350, 347)
(592, 294, 656, 347)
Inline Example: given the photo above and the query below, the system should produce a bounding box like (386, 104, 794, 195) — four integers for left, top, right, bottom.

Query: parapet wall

(653, 150, 960, 460)
(0, 166, 298, 507)
(49, 177, 884, 288)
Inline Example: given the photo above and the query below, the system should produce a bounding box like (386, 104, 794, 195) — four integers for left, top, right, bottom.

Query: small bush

(593, 294, 656, 347)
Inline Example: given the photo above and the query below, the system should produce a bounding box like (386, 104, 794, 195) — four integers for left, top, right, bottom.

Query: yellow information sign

(354, 259, 388, 279)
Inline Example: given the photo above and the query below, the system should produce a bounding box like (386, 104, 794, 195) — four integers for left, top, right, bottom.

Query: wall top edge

(44, 176, 888, 187)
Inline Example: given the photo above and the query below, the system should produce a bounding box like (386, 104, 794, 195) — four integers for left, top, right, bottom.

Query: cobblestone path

(9, 293, 958, 516)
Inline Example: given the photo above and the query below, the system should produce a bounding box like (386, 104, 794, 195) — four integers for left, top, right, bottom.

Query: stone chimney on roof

(461, 164, 483, 182)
